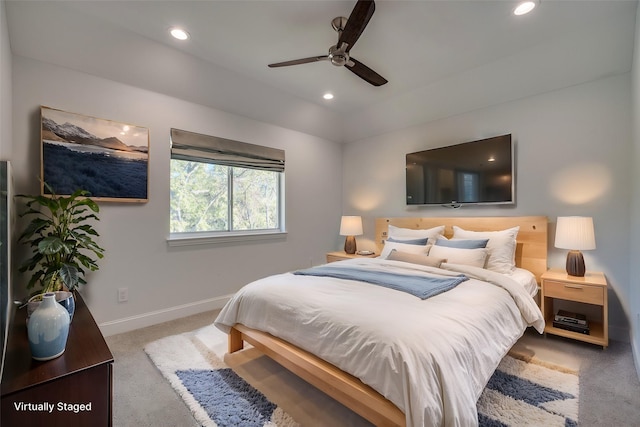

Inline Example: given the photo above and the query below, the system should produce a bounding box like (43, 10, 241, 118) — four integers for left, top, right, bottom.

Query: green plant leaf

(18, 252, 44, 271)
(71, 214, 99, 224)
(73, 197, 100, 212)
(38, 236, 66, 255)
(74, 224, 99, 236)
(59, 264, 79, 291)
(25, 269, 45, 289)
(17, 183, 105, 293)
(17, 217, 51, 242)
(76, 253, 99, 270)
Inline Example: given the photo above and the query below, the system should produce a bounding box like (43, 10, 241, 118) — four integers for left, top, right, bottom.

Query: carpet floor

(145, 323, 579, 426)
(106, 310, 640, 427)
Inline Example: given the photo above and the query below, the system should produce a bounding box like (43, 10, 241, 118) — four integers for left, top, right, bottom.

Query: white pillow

(386, 250, 446, 268)
(387, 225, 445, 245)
(452, 226, 520, 274)
(429, 245, 488, 268)
(379, 241, 431, 259)
(509, 267, 539, 297)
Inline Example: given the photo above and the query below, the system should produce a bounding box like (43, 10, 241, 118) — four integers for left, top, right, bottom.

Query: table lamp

(554, 216, 596, 277)
(340, 216, 363, 255)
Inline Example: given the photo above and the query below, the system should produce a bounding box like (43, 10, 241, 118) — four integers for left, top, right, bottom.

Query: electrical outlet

(117, 287, 128, 303)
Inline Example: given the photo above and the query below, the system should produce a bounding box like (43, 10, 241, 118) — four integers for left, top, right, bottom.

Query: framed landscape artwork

(41, 106, 149, 202)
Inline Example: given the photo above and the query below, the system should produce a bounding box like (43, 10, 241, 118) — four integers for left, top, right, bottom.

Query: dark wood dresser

(1, 293, 113, 426)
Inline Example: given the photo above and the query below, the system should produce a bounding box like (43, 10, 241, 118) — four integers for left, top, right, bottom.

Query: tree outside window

(170, 160, 281, 234)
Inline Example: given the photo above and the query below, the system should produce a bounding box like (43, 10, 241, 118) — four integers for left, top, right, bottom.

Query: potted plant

(17, 184, 105, 318)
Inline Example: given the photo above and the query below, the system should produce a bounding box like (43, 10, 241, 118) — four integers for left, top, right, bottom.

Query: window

(169, 129, 285, 241)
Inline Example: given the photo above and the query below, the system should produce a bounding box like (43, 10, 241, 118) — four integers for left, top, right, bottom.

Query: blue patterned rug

(175, 368, 279, 427)
(145, 325, 578, 427)
(145, 325, 298, 427)
(478, 354, 579, 426)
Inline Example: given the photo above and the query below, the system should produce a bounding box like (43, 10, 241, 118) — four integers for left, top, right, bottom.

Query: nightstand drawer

(326, 251, 376, 263)
(326, 254, 347, 263)
(544, 280, 603, 305)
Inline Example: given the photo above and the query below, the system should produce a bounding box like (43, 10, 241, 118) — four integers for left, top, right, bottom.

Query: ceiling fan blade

(345, 57, 387, 86)
(338, 0, 375, 53)
(268, 56, 328, 68)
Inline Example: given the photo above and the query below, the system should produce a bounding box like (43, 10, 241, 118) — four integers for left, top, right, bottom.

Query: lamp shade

(339, 216, 363, 236)
(554, 216, 596, 250)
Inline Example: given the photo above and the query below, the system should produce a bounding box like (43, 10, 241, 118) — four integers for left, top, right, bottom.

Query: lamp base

(566, 250, 586, 277)
(344, 236, 357, 255)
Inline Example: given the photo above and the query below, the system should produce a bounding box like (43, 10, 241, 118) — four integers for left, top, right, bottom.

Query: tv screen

(0, 161, 12, 382)
(406, 134, 514, 206)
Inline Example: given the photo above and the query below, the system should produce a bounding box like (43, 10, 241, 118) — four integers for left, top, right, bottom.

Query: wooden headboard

(375, 216, 548, 283)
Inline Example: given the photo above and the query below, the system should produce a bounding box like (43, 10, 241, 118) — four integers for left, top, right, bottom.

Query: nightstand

(326, 251, 376, 263)
(540, 268, 608, 348)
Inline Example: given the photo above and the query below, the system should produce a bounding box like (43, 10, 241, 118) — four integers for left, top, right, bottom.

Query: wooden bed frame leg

(228, 326, 244, 353)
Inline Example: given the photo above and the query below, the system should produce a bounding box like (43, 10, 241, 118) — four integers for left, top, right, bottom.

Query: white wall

(630, 2, 640, 376)
(0, 0, 11, 160)
(11, 55, 343, 335)
(343, 74, 633, 342)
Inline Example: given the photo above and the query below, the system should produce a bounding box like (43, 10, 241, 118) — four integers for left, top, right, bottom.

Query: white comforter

(214, 258, 544, 427)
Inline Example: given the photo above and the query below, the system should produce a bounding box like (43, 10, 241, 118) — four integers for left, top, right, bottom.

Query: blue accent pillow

(435, 238, 489, 249)
(386, 237, 429, 245)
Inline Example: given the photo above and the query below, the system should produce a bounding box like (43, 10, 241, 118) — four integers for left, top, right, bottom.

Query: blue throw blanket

(293, 266, 467, 299)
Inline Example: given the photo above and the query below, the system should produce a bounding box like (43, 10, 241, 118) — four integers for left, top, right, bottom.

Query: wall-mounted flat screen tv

(0, 161, 13, 382)
(406, 134, 514, 206)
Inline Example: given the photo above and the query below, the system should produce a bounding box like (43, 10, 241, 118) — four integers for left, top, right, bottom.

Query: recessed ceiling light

(169, 27, 190, 41)
(323, 93, 334, 100)
(513, 1, 537, 16)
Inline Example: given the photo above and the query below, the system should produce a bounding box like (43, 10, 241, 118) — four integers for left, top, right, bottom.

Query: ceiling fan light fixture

(328, 45, 349, 67)
(266, 0, 387, 87)
(513, 1, 537, 16)
(169, 27, 190, 41)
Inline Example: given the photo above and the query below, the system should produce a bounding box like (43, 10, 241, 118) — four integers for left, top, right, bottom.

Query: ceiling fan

(268, 0, 388, 87)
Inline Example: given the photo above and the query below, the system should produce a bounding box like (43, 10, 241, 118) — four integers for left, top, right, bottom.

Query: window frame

(167, 129, 286, 246)
(168, 165, 286, 246)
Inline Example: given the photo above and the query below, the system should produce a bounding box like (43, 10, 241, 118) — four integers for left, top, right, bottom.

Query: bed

(214, 216, 547, 426)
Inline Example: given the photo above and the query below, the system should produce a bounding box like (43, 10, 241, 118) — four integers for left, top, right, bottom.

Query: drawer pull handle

(564, 285, 584, 290)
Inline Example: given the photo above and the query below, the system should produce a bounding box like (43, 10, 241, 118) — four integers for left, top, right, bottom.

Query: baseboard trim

(632, 332, 640, 382)
(98, 294, 233, 337)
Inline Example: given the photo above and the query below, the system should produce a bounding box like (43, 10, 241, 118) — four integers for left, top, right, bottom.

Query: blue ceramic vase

(55, 291, 75, 321)
(27, 291, 75, 322)
(27, 292, 70, 361)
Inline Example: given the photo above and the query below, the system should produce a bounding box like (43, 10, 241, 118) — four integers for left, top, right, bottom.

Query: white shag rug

(478, 352, 579, 426)
(145, 324, 299, 427)
(145, 324, 578, 427)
